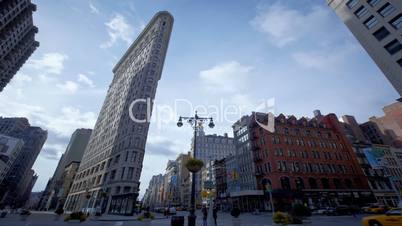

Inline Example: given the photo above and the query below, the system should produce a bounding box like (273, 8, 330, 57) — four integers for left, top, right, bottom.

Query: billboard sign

(363, 147, 385, 169)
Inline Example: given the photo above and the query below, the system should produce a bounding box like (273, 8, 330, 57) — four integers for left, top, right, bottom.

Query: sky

(0, 0, 399, 198)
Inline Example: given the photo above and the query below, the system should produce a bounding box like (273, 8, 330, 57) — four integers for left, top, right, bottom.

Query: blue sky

(0, 0, 398, 197)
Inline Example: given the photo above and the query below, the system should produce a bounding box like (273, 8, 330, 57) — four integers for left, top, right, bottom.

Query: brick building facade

(250, 112, 374, 210)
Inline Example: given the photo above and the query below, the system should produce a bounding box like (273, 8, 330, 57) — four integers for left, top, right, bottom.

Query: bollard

(171, 215, 185, 226)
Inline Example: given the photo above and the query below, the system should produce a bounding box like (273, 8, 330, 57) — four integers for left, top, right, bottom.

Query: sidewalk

(94, 212, 167, 221)
(92, 211, 274, 223)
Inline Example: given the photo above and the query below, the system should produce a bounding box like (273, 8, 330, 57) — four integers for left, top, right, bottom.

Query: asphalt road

(0, 211, 367, 226)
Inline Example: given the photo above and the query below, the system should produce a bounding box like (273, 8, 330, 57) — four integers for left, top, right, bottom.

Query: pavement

(0, 210, 367, 226)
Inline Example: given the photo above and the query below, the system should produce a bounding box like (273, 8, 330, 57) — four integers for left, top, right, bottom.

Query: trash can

(171, 215, 185, 226)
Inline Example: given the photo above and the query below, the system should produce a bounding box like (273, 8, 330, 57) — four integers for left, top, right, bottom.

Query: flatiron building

(64, 11, 173, 215)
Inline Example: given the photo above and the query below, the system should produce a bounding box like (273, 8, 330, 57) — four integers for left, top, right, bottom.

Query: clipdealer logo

(128, 97, 276, 130)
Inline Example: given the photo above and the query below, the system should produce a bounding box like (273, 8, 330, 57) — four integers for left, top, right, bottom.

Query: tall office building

(191, 128, 235, 205)
(192, 129, 235, 163)
(0, 0, 40, 92)
(38, 128, 92, 211)
(65, 11, 173, 215)
(228, 115, 263, 212)
(327, 0, 402, 96)
(0, 117, 47, 207)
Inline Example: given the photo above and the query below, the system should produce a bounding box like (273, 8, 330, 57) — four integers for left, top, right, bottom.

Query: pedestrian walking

(213, 205, 218, 226)
(202, 205, 208, 226)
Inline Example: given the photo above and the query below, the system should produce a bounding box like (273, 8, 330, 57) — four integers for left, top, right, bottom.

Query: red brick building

(250, 112, 374, 210)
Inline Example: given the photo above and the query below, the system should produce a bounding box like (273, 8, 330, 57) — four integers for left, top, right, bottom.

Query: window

(114, 155, 120, 164)
(390, 14, 402, 29)
(397, 59, 402, 67)
(367, 0, 382, 7)
(110, 170, 116, 180)
(378, 3, 395, 17)
(295, 177, 305, 190)
(333, 178, 343, 189)
(373, 27, 390, 41)
(127, 167, 134, 179)
(121, 167, 125, 179)
(386, 209, 402, 216)
(384, 39, 402, 55)
(364, 16, 378, 29)
(309, 178, 318, 189)
(355, 6, 368, 18)
(281, 177, 291, 190)
(345, 179, 353, 189)
(346, 0, 359, 9)
(321, 178, 330, 189)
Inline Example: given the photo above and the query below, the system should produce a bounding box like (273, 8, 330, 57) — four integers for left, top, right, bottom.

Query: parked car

(336, 205, 354, 215)
(81, 207, 96, 215)
(154, 207, 164, 213)
(169, 207, 177, 215)
(312, 207, 330, 215)
(325, 206, 355, 216)
(362, 208, 402, 226)
(325, 207, 337, 216)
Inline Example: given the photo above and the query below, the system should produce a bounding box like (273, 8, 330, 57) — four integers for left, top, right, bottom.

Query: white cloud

(0, 101, 96, 138)
(0, 102, 45, 117)
(291, 42, 358, 71)
(199, 61, 253, 93)
(16, 89, 24, 99)
(41, 143, 66, 159)
(251, 3, 332, 47)
(13, 73, 33, 83)
(27, 53, 68, 74)
(78, 73, 95, 88)
(89, 1, 99, 14)
(101, 14, 134, 48)
(56, 81, 79, 94)
(42, 107, 97, 137)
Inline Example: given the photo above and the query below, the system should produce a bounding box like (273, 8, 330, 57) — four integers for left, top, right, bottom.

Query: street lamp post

(177, 111, 214, 226)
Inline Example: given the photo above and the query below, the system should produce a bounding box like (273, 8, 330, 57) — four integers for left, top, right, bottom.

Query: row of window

(271, 148, 348, 160)
(275, 161, 351, 174)
(71, 167, 137, 193)
(75, 151, 141, 184)
(265, 126, 335, 139)
(348, 1, 402, 66)
(348, 0, 387, 9)
(269, 136, 343, 149)
(265, 177, 356, 190)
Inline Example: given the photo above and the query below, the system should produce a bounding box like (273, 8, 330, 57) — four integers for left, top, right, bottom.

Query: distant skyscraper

(0, 0, 40, 92)
(65, 11, 173, 215)
(142, 174, 164, 209)
(368, 101, 402, 146)
(0, 117, 47, 207)
(38, 128, 92, 211)
(0, 134, 24, 185)
(327, 0, 402, 96)
(342, 115, 369, 143)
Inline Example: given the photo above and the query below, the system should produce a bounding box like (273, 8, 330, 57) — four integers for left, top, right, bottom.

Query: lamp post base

(188, 209, 196, 226)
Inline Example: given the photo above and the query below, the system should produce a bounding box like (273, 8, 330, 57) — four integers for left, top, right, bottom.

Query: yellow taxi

(368, 205, 389, 214)
(362, 208, 402, 226)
